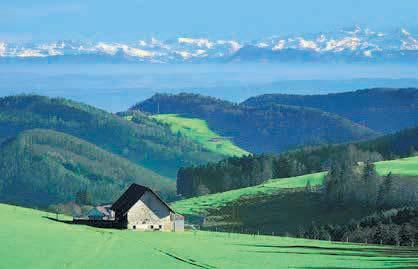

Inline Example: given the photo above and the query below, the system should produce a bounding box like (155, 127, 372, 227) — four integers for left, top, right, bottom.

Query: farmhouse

(111, 184, 184, 232)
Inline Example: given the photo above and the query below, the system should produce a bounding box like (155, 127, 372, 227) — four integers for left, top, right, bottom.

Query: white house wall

(126, 190, 172, 231)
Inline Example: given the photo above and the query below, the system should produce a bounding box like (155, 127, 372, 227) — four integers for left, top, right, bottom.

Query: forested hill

(177, 124, 418, 197)
(0, 95, 222, 178)
(134, 93, 379, 154)
(242, 88, 418, 134)
(0, 129, 175, 208)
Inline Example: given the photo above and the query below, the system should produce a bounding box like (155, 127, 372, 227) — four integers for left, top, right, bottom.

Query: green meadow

(375, 156, 418, 176)
(2, 203, 418, 269)
(172, 173, 326, 215)
(151, 114, 249, 157)
(172, 156, 418, 216)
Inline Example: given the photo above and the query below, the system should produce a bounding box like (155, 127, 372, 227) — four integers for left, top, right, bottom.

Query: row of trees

(177, 154, 308, 196)
(299, 208, 418, 247)
(177, 145, 382, 197)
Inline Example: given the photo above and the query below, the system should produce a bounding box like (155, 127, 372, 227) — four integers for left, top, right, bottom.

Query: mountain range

(1, 26, 417, 63)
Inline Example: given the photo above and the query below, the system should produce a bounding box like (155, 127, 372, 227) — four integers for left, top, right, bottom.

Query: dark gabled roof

(111, 184, 176, 216)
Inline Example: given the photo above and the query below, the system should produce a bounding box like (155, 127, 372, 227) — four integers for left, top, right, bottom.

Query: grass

(172, 156, 418, 216)
(375, 156, 418, 177)
(151, 114, 249, 157)
(2, 203, 418, 269)
(172, 173, 326, 215)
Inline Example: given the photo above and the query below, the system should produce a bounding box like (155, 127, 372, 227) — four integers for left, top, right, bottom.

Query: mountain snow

(0, 26, 416, 63)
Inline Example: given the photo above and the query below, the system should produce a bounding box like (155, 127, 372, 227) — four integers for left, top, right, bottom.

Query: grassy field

(151, 114, 249, 157)
(2, 203, 418, 269)
(172, 173, 326, 215)
(375, 156, 418, 176)
(172, 156, 418, 216)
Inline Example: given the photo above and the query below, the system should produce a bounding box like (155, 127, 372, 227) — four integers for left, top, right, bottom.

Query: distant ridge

(243, 88, 418, 133)
(135, 93, 379, 153)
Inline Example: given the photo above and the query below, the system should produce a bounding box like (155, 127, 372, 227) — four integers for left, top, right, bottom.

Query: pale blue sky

(1, 0, 417, 42)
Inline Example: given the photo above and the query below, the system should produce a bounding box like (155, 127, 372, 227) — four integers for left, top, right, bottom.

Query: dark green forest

(0, 95, 222, 178)
(300, 208, 418, 246)
(298, 157, 418, 246)
(0, 129, 176, 208)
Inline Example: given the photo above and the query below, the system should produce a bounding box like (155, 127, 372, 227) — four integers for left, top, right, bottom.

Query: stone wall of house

(127, 190, 172, 231)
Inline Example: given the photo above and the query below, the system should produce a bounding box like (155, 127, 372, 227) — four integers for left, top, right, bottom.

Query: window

(133, 225, 136, 230)
(159, 225, 162, 229)
(150, 225, 154, 229)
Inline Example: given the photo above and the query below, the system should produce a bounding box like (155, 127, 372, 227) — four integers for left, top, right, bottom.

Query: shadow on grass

(42, 216, 73, 224)
(236, 244, 418, 257)
(236, 243, 418, 268)
(42, 216, 124, 229)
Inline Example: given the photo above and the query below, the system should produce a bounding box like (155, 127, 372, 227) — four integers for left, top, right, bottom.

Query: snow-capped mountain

(0, 26, 417, 63)
(233, 26, 418, 63)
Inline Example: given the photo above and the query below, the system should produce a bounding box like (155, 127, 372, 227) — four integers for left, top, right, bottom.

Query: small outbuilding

(87, 204, 115, 220)
(111, 184, 184, 232)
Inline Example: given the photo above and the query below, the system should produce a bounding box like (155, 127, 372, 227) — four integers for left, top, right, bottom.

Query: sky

(1, 0, 418, 42)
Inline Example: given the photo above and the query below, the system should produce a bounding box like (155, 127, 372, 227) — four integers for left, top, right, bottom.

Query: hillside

(0, 95, 222, 177)
(150, 114, 249, 157)
(174, 156, 418, 215)
(243, 88, 418, 134)
(172, 156, 418, 234)
(172, 173, 326, 215)
(134, 93, 379, 154)
(177, 121, 418, 198)
(2, 204, 417, 269)
(375, 156, 418, 177)
(0, 129, 175, 208)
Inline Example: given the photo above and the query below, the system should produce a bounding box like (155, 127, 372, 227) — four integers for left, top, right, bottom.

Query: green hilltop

(151, 114, 249, 157)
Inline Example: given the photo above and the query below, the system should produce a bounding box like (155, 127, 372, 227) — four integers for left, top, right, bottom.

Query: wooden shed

(111, 184, 184, 232)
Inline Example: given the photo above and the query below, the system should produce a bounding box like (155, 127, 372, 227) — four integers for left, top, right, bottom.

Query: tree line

(296, 148, 418, 246)
(177, 145, 383, 197)
(299, 208, 418, 247)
